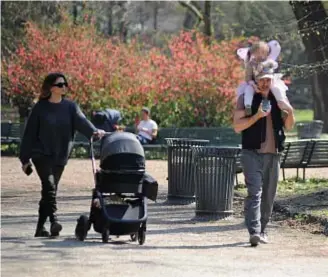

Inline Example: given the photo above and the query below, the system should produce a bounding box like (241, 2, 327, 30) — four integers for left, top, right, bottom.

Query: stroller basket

(96, 169, 145, 194)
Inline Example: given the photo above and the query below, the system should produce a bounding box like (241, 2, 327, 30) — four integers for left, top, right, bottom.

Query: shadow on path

(25, 237, 251, 251)
(113, 241, 250, 250)
(148, 222, 245, 235)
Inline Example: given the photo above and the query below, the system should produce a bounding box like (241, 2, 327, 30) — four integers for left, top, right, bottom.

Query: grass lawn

(310, 210, 328, 218)
(235, 178, 328, 198)
(294, 109, 313, 123)
(287, 109, 313, 135)
(275, 178, 328, 198)
(286, 109, 328, 139)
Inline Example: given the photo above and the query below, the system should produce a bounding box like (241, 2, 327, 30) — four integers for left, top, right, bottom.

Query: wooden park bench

(74, 132, 90, 149)
(281, 139, 328, 181)
(1, 121, 13, 145)
(306, 140, 328, 172)
(2, 122, 244, 175)
(124, 126, 241, 148)
(1, 122, 24, 155)
(280, 140, 313, 181)
(1, 122, 22, 145)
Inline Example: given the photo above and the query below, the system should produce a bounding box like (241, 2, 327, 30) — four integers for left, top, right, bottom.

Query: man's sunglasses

(52, 82, 68, 88)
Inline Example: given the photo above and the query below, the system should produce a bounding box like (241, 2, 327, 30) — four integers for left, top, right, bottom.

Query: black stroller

(75, 130, 158, 245)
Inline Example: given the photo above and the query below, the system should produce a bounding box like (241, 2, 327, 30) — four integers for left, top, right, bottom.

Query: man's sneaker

(50, 222, 62, 237)
(260, 232, 269, 244)
(249, 234, 260, 247)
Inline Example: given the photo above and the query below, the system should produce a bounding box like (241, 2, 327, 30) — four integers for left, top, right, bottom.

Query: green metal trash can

(192, 146, 241, 218)
(166, 138, 209, 204)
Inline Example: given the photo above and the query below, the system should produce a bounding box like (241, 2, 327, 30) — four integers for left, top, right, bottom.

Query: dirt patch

(274, 216, 327, 235)
(234, 189, 328, 236)
(273, 190, 328, 236)
(275, 190, 328, 218)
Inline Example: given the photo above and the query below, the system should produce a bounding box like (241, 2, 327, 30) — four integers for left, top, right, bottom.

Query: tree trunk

(153, 1, 158, 31)
(311, 73, 324, 120)
(107, 2, 113, 36)
(290, 1, 328, 132)
(203, 0, 212, 44)
(180, 1, 203, 30)
(72, 1, 78, 25)
(183, 10, 198, 30)
(118, 2, 129, 43)
(119, 22, 128, 43)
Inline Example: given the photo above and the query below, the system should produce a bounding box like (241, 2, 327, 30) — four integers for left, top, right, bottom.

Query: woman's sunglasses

(52, 82, 68, 88)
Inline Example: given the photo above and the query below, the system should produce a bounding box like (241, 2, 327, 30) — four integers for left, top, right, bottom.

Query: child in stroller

(75, 111, 158, 244)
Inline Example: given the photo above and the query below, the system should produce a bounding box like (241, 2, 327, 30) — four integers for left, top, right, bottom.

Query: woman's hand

(22, 162, 31, 173)
(93, 129, 106, 138)
(22, 162, 33, 175)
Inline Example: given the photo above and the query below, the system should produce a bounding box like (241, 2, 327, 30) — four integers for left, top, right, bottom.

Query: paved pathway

(1, 158, 328, 277)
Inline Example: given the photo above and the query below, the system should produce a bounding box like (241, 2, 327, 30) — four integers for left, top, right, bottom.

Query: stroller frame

(75, 133, 148, 244)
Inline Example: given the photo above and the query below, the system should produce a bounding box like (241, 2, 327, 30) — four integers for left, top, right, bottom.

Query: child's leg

(271, 84, 292, 119)
(244, 84, 255, 107)
(271, 84, 293, 108)
(244, 84, 254, 116)
(270, 84, 287, 102)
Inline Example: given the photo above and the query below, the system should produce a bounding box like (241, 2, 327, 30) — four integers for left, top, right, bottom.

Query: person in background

(135, 107, 158, 145)
(19, 72, 105, 238)
(233, 69, 295, 247)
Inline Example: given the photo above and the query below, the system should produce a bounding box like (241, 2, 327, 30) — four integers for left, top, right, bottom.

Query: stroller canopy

(92, 109, 122, 132)
(100, 132, 145, 170)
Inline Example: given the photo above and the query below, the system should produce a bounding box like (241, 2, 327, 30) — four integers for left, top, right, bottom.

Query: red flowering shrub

(2, 16, 245, 127)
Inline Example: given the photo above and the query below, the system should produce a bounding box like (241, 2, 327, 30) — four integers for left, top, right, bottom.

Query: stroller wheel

(130, 233, 137, 242)
(75, 215, 89, 241)
(138, 224, 146, 245)
(102, 227, 110, 243)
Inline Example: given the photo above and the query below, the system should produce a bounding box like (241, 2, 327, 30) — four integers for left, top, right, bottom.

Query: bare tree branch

(178, 1, 203, 21)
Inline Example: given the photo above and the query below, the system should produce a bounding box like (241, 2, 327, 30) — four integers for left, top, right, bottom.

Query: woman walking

(19, 72, 105, 237)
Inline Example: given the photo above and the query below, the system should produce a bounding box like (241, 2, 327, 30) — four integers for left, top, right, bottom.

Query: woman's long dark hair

(40, 72, 68, 100)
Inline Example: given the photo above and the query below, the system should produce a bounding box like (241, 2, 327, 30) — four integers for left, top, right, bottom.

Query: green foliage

(236, 178, 328, 198)
(1, 143, 19, 156)
(294, 109, 314, 123)
(2, 14, 244, 127)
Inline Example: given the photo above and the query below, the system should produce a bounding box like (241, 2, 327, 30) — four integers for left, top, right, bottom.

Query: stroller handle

(90, 132, 112, 178)
(90, 132, 112, 143)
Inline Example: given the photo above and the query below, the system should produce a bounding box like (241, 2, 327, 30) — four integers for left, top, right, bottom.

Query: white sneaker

(260, 232, 269, 244)
(249, 234, 260, 247)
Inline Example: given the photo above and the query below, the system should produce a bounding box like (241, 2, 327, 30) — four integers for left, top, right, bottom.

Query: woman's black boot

(34, 227, 50, 237)
(50, 214, 62, 237)
(35, 211, 49, 237)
